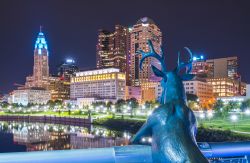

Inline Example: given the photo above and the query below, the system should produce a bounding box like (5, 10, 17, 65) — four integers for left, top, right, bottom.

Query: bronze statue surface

(131, 40, 208, 163)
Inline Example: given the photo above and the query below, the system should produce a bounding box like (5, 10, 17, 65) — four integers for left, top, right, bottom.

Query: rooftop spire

(35, 27, 48, 55)
(40, 25, 43, 33)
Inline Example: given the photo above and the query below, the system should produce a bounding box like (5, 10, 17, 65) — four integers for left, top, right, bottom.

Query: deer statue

(131, 40, 208, 163)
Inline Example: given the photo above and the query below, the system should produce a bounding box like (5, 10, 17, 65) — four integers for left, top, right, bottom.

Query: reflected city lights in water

(0, 121, 130, 152)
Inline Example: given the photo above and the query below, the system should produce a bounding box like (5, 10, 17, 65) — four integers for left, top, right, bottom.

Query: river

(0, 121, 131, 153)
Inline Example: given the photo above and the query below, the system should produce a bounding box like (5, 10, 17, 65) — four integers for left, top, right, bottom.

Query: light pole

(230, 114, 238, 129)
(245, 109, 250, 116)
(207, 111, 213, 122)
(199, 112, 205, 122)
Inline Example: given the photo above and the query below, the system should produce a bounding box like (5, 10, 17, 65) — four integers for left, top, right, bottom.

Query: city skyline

(1, 0, 250, 94)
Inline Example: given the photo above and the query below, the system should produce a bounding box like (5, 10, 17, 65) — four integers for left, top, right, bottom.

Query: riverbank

(0, 115, 91, 126)
(94, 117, 250, 142)
(1, 112, 250, 142)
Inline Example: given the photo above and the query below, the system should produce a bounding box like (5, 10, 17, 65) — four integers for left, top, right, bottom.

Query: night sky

(0, 0, 250, 94)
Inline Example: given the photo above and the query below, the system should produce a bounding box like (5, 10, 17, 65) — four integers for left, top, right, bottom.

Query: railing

(0, 142, 249, 163)
(0, 115, 92, 126)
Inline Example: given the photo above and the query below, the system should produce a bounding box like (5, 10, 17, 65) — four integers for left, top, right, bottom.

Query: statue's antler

(136, 40, 167, 73)
(177, 47, 193, 74)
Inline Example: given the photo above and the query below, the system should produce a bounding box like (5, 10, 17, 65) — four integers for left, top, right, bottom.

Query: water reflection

(0, 121, 130, 153)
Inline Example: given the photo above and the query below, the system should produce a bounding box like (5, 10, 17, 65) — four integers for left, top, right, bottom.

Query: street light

(199, 112, 205, 119)
(207, 111, 213, 119)
(230, 114, 238, 129)
(147, 110, 152, 116)
(245, 109, 250, 116)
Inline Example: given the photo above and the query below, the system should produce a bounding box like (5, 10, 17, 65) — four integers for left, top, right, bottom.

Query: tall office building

(206, 57, 239, 79)
(191, 55, 209, 78)
(96, 25, 129, 73)
(207, 78, 246, 97)
(129, 17, 162, 86)
(58, 58, 79, 82)
(203, 56, 246, 97)
(25, 28, 50, 89)
(48, 58, 79, 101)
(49, 76, 70, 101)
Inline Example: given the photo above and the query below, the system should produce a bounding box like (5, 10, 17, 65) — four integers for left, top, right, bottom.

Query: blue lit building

(25, 27, 50, 89)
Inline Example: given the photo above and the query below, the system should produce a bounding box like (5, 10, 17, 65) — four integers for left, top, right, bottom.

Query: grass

(2, 110, 250, 133)
(199, 115, 250, 133)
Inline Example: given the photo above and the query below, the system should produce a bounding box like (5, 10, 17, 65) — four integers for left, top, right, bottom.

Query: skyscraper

(206, 56, 239, 79)
(129, 17, 162, 86)
(58, 58, 79, 82)
(25, 27, 50, 89)
(191, 55, 209, 78)
(49, 58, 79, 101)
(96, 25, 129, 73)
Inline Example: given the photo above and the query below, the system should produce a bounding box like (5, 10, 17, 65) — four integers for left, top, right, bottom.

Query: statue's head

(137, 40, 195, 104)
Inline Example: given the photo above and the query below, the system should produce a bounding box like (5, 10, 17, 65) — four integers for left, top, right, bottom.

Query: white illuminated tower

(33, 27, 49, 81)
(25, 27, 50, 89)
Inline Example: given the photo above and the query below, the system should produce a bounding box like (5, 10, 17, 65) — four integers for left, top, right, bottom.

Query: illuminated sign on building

(76, 68, 120, 77)
(72, 73, 125, 83)
(71, 68, 125, 83)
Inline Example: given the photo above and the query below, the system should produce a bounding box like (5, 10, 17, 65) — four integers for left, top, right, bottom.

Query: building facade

(125, 86, 142, 103)
(25, 28, 50, 89)
(49, 77, 70, 101)
(207, 78, 246, 97)
(70, 68, 125, 101)
(125, 82, 162, 104)
(191, 55, 209, 78)
(9, 88, 50, 106)
(183, 80, 214, 108)
(129, 17, 162, 86)
(96, 25, 129, 73)
(206, 57, 239, 79)
(247, 84, 250, 99)
(191, 56, 247, 98)
(58, 58, 79, 82)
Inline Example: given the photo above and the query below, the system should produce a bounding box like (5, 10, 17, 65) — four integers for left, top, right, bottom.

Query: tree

(68, 109, 71, 115)
(240, 99, 250, 111)
(126, 98, 139, 117)
(115, 99, 126, 113)
(226, 101, 240, 111)
(144, 101, 152, 109)
(127, 98, 139, 109)
(0, 102, 9, 108)
(106, 101, 113, 111)
(186, 93, 198, 102)
(213, 99, 224, 112)
(188, 101, 199, 111)
(213, 99, 225, 117)
(79, 109, 83, 115)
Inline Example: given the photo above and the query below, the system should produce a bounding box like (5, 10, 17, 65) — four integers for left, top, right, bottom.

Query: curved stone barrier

(0, 115, 92, 126)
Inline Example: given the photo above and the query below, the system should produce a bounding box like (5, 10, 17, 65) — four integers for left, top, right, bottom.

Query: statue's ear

(181, 74, 195, 81)
(151, 65, 164, 78)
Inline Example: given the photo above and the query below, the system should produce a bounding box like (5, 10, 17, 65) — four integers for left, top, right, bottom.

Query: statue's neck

(161, 87, 187, 105)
